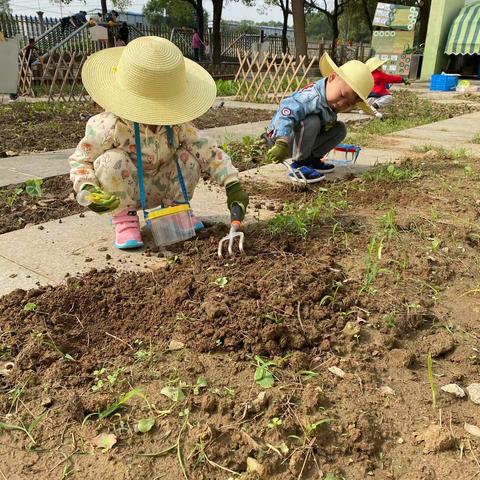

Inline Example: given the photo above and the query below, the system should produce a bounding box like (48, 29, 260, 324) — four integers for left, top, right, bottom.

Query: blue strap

(165, 126, 190, 206)
(133, 122, 148, 219)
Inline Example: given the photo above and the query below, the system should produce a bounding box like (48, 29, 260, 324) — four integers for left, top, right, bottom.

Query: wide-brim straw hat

(82, 36, 216, 125)
(320, 52, 374, 115)
(366, 57, 388, 73)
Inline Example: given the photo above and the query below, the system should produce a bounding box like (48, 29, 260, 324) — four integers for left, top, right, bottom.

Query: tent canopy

(445, 1, 480, 55)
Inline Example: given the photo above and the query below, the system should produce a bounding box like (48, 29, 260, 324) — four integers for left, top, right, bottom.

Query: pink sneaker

(112, 209, 143, 249)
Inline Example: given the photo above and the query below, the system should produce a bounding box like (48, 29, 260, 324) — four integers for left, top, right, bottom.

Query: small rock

(6, 150, 18, 156)
(84, 257, 93, 263)
(105, 254, 112, 260)
(41, 396, 53, 408)
(201, 301, 227, 319)
(421, 331, 455, 357)
(319, 339, 331, 351)
(398, 437, 405, 444)
(441, 383, 465, 398)
(79, 213, 85, 218)
(267, 203, 275, 211)
(466, 383, 480, 405)
(328, 366, 345, 378)
(342, 321, 361, 338)
(9, 274, 17, 278)
(97, 246, 108, 252)
(168, 340, 185, 351)
(465, 423, 480, 438)
(246, 457, 264, 476)
(378, 386, 396, 396)
(200, 394, 217, 414)
(38, 225, 44, 231)
(418, 425, 455, 454)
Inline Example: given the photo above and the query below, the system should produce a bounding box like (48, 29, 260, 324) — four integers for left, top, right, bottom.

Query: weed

(298, 370, 319, 379)
(137, 418, 155, 433)
(430, 206, 438, 222)
(264, 312, 283, 324)
(1, 187, 23, 208)
(268, 189, 347, 238)
(215, 79, 238, 96)
(254, 355, 276, 388)
(213, 276, 228, 288)
(305, 418, 334, 437)
(319, 281, 343, 307)
(363, 163, 421, 183)
(193, 376, 208, 395)
(431, 238, 441, 252)
(427, 353, 437, 409)
(383, 312, 397, 328)
(91, 367, 124, 392)
(23, 302, 37, 312)
(464, 165, 473, 175)
(24, 178, 43, 198)
(161, 385, 186, 402)
(267, 417, 282, 429)
(378, 208, 398, 239)
(43, 340, 75, 362)
(473, 132, 480, 144)
(0, 413, 44, 445)
(360, 236, 384, 294)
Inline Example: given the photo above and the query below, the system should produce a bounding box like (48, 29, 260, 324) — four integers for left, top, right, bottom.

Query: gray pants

(292, 116, 347, 163)
(367, 95, 393, 110)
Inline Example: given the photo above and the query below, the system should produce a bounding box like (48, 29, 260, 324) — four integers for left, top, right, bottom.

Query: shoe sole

(313, 167, 335, 173)
(115, 239, 144, 249)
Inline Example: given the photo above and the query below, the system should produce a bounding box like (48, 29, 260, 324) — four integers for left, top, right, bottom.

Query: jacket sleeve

(270, 83, 333, 138)
(377, 70, 404, 84)
(178, 123, 239, 187)
(68, 112, 117, 192)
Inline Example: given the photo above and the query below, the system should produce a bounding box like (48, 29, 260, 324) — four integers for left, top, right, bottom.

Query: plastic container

(146, 204, 195, 246)
(430, 74, 459, 92)
(76, 189, 94, 206)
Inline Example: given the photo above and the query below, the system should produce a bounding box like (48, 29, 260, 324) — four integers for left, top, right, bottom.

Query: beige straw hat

(366, 57, 388, 73)
(82, 36, 216, 125)
(320, 52, 374, 115)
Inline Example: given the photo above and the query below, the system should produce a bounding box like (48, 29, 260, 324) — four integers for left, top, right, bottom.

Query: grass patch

(363, 162, 421, 183)
(268, 189, 348, 238)
(346, 90, 478, 147)
(222, 135, 268, 171)
(473, 133, 480, 144)
(216, 79, 238, 97)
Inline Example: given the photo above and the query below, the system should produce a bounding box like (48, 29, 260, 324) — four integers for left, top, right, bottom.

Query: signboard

(0, 37, 20, 94)
(371, 53, 413, 76)
(373, 2, 419, 30)
(371, 30, 415, 54)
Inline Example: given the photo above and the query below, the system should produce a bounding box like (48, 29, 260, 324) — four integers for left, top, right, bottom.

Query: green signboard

(373, 2, 419, 30)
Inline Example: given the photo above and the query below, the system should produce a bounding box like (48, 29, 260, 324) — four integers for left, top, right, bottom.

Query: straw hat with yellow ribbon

(366, 57, 388, 73)
(81, 36, 216, 126)
(319, 52, 374, 115)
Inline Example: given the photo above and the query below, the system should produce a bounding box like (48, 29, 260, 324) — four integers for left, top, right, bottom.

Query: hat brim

(320, 53, 374, 116)
(367, 58, 388, 72)
(82, 47, 217, 125)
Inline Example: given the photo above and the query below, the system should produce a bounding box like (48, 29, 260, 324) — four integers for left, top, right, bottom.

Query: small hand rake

(218, 204, 244, 257)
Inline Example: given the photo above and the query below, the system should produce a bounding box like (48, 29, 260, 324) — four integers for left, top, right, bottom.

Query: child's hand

(266, 138, 289, 163)
(82, 185, 120, 213)
(226, 181, 249, 220)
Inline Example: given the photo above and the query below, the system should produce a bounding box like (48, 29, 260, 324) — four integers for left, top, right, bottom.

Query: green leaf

(161, 386, 185, 402)
(137, 418, 155, 433)
(214, 276, 228, 288)
(193, 376, 208, 395)
(25, 178, 43, 198)
(23, 302, 37, 312)
(257, 374, 274, 388)
(298, 370, 319, 379)
(98, 388, 146, 419)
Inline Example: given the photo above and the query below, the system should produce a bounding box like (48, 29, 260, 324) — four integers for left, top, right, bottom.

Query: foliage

(363, 163, 421, 183)
(143, 0, 199, 27)
(216, 79, 238, 96)
(1, 187, 23, 208)
(254, 355, 276, 388)
(268, 189, 348, 238)
(25, 179, 43, 198)
(0, 0, 10, 14)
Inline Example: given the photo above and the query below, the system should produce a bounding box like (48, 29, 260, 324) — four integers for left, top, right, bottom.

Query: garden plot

(2, 148, 480, 479)
(0, 102, 274, 157)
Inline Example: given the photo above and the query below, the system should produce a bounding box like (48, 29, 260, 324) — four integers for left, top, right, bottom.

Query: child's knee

(335, 121, 347, 141)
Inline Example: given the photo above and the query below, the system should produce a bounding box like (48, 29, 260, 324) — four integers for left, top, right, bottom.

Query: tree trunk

(292, 0, 307, 59)
(360, 0, 373, 33)
(101, 0, 107, 16)
(281, 0, 289, 54)
(330, 1, 340, 62)
(212, 0, 223, 64)
(195, 0, 204, 42)
(418, 0, 431, 46)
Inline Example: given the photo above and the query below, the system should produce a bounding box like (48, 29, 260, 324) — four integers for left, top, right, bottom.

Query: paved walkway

(1, 110, 480, 296)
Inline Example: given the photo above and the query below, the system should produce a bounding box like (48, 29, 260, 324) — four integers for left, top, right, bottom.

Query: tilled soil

(0, 102, 273, 156)
(2, 151, 480, 479)
(0, 175, 81, 234)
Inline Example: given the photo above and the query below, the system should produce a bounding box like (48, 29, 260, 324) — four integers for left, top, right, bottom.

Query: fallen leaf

(90, 433, 117, 450)
(161, 385, 185, 402)
(465, 423, 480, 438)
(328, 366, 345, 378)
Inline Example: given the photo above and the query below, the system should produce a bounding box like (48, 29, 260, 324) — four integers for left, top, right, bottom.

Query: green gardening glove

(81, 184, 120, 214)
(226, 181, 249, 221)
(266, 138, 289, 163)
